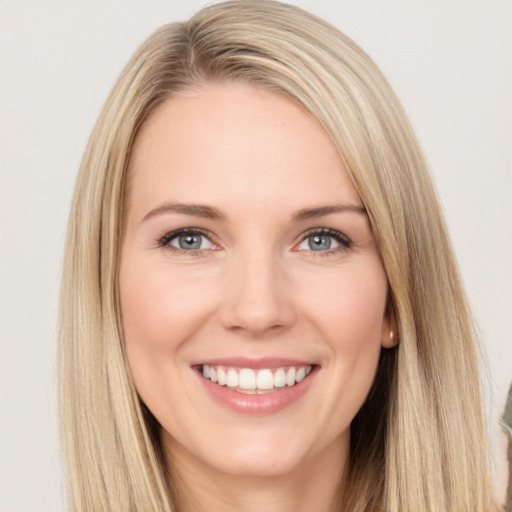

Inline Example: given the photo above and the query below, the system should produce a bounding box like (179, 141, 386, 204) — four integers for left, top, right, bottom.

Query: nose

(218, 251, 297, 337)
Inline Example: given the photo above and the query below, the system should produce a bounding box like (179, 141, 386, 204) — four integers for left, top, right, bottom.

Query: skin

(119, 81, 394, 512)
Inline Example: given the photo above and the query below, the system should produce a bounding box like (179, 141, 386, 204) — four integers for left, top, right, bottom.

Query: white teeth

(239, 369, 256, 390)
(286, 367, 296, 387)
(274, 368, 286, 388)
(201, 364, 314, 391)
(256, 369, 274, 390)
(217, 367, 227, 385)
(226, 369, 239, 388)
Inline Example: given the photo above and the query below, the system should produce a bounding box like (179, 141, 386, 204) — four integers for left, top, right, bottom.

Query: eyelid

(294, 227, 352, 253)
(158, 227, 219, 252)
(156, 226, 352, 255)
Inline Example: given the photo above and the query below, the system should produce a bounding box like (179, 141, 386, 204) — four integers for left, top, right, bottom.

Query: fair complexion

(119, 81, 393, 512)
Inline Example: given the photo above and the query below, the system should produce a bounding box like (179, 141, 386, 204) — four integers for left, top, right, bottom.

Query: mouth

(196, 364, 316, 394)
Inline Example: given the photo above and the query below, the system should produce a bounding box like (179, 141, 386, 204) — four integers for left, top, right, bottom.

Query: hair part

(59, 1, 498, 510)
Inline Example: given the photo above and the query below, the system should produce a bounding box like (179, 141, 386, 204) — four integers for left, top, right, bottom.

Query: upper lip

(191, 357, 317, 370)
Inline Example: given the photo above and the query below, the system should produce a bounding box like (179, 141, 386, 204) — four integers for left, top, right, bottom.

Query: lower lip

(196, 368, 317, 415)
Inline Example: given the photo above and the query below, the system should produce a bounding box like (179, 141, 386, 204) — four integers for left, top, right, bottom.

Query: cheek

(297, 264, 387, 416)
(120, 259, 211, 350)
(119, 256, 216, 402)
(300, 264, 388, 348)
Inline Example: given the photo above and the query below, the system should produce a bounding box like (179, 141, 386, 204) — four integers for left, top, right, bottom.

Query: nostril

(219, 295, 297, 336)
(216, 260, 297, 334)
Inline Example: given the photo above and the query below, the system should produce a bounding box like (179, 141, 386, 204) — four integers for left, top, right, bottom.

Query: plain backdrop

(0, 1, 510, 511)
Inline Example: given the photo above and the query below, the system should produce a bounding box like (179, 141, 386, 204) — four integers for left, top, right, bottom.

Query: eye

(296, 229, 351, 253)
(159, 229, 216, 251)
(303, 233, 336, 251)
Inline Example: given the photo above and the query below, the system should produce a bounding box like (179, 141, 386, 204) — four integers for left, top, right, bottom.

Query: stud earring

(389, 330, 394, 342)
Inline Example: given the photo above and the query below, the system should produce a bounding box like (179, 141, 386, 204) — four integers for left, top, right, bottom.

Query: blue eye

(297, 229, 351, 253)
(161, 229, 215, 251)
(307, 234, 334, 251)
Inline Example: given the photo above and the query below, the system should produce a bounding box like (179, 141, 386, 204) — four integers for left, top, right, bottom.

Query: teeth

(226, 369, 239, 388)
(217, 367, 227, 385)
(239, 369, 256, 390)
(256, 369, 274, 390)
(274, 368, 286, 388)
(201, 364, 313, 391)
(286, 367, 296, 387)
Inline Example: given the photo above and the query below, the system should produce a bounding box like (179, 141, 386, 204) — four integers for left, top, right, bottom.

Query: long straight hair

(59, 1, 499, 510)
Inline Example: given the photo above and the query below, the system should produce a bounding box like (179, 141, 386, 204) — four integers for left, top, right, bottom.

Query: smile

(201, 364, 313, 394)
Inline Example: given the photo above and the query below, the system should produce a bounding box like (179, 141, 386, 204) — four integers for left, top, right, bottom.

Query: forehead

(127, 81, 361, 215)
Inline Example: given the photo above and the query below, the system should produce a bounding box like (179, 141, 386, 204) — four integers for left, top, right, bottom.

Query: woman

(58, 1, 499, 510)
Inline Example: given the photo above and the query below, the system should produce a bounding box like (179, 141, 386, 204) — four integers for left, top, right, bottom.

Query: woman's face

(120, 82, 392, 479)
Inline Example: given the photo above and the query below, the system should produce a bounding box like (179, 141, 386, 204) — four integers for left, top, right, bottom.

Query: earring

(389, 330, 394, 342)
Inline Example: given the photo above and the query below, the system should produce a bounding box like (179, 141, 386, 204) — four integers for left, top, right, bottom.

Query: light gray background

(1, 1, 510, 511)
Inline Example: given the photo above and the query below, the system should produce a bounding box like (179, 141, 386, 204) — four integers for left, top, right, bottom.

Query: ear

(381, 303, 398, 348)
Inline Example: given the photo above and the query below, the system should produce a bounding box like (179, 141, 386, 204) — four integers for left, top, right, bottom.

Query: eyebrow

(142, 202, 224, 222)
(141, 201, 366, 223)
(291, 204, 366, 221)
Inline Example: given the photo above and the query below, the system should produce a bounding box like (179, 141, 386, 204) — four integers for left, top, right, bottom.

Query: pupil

(179, 234, 201, 250)
(309, 234, 331, 251)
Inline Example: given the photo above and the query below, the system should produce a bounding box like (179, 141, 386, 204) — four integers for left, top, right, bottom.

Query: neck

(165, 436, 348, 512)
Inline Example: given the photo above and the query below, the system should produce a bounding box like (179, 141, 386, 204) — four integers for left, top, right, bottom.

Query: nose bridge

(220, 245, 296, 336)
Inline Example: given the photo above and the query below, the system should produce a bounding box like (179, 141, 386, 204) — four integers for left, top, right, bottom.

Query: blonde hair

(59, 1, 498, 510)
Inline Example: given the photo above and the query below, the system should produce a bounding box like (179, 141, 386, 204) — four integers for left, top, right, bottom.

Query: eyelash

(157, 227, 352, 256)
(158, 228, 215, 255)
(298, 228, 352, 256)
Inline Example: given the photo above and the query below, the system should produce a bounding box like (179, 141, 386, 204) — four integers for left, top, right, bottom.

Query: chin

(207, 447, 308, 479)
